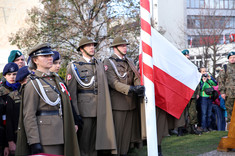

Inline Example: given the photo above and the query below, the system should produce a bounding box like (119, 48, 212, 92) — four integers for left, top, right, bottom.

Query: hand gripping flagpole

(140, 0, 158, 155)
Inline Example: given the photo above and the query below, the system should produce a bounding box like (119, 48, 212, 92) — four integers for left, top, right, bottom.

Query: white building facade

(0, 0, 39, 72)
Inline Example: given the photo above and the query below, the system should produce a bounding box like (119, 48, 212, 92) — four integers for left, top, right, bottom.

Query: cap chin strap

(116, 47, 126, 57)
(82, 47, 94, 57)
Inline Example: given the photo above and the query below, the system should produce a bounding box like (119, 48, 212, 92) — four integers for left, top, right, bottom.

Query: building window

(205, 0, 210, 8)
(187, 0, 190, 8)
(210, 0, 215, 8)
(195, 0, 200, 8)
(187, 15, 234, 29)
(200, 0, 205, 8)
(187, 0, 235, 9)
(224, 0, 229, 9)
(188, 35, 226, 47)
(220, 0, 224, 9)
(215, 0, 220, 8)
(229, 0, 234, 9)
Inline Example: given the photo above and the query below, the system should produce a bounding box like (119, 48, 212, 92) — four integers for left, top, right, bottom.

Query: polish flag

(151, 28, 201, 119)
(190, 37, 193, 47)
(230, 34, 234, 42)
(223, 34, 226, 44)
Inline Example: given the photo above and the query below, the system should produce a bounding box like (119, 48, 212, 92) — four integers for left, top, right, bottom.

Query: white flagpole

(140, 0, 158, 155)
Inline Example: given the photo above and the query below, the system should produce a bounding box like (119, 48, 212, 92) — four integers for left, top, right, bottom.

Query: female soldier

(16, 43, 79, 156)
(0, 62, 19, 156)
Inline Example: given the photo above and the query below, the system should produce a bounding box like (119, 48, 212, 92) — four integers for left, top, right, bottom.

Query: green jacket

(200, 79, 217, 97)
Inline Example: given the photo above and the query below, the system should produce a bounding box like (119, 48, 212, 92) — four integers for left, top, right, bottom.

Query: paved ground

(198, 150, 235, 156)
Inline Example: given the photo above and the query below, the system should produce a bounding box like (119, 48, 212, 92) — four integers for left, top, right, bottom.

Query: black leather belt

(36, 110, 59, 116)
(78, 90, 97, 95)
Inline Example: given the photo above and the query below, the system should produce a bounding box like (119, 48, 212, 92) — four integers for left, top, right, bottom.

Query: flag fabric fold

(151, 27, 201, 119)
(223, 34, 226, 44)
(230, 34, 234, 42)
(190, 37, 193, 48)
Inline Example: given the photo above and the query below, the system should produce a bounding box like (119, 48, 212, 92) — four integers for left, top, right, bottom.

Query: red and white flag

(151, 28, 201, 118)
(223, 34, 226, 44)
(140, 1, 201, 155)
(190, 37, 193, 47)
(230, 34, 234, 42)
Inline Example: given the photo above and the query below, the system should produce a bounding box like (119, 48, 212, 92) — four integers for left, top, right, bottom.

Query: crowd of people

(171, 50, 235, 137)
(0, 36, 234, 156)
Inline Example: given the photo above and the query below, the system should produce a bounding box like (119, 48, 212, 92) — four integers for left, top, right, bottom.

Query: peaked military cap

(8, 50, 23, 63)
(227, 51, 235, 59)
(110, 36, 129, 47)
(3, 62, 19, 76)
(77, 37, 97, 51)
(52, 51, 61, 62)
(28, 43, 54, 57)
(182, 49, 189, 55)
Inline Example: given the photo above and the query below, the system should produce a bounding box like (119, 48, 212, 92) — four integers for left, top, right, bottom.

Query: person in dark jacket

(6, 66, 30, 155)
(0, 62, 19, 156)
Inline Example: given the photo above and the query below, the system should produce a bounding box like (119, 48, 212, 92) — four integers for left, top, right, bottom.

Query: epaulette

(53, 72, 59, 77)
(73, 61, 95, 66)
(29, 74, 38, 80)
(109, 57, 127, 62)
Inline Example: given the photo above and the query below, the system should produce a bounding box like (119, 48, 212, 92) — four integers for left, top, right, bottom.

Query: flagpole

(140, 0, 158, 155)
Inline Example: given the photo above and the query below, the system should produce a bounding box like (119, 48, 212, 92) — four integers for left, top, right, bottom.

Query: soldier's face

(116, 44, 127, 56)
(4, 72, 17, 84)
(50, 59, 61, 73)
(229, 55, 235, 64)
(82, 43, 95, 58)
(14, 55, 25, 69)
(33, 55, 53, 70)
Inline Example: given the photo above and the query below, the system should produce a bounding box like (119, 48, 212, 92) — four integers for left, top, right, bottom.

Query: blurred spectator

(199, 67, 217, 132)
(211, 86, 226, 131)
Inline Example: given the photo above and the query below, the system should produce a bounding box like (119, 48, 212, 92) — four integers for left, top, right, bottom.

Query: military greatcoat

(66, 56, 117, 155)
(103, 54, 144, 155)
(16, 70, 80, 156)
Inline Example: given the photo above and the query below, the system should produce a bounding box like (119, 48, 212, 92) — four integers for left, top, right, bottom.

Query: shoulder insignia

(104, 65, 108, 71)
(29, 75, 37, 80)
(67, 74, 72, 81)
